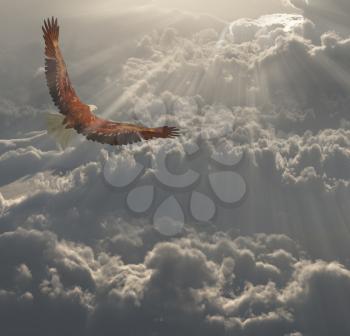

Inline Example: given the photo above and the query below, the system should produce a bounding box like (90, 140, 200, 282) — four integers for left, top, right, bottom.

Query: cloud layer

(1, 3, 350, 335)
(2, 227, 350, 335)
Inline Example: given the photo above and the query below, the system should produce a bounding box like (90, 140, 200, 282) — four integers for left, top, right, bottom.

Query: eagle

(42, 17, 179, 147)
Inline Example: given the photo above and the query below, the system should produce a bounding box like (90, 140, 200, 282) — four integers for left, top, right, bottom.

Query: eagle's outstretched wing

(42, 17, 179, 146)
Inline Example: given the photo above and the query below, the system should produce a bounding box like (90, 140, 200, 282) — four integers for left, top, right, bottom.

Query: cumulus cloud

(0, 228, 350, 335)
(287, 0, 350, 33)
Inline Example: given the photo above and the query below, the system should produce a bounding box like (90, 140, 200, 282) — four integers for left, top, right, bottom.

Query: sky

(1, 0, 293, 20)
(2, 0, 350, 335)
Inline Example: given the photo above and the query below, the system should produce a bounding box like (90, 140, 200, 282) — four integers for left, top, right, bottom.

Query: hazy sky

(1, 0, 294, 21)
(0, 0, 294, 49)
(152, 0, 294, 19)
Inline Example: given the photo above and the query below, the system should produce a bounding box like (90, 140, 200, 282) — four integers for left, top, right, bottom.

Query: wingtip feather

(164, 126, 180, 138)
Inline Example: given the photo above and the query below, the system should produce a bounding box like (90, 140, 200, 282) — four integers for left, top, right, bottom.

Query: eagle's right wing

(81, 119, 179, 146)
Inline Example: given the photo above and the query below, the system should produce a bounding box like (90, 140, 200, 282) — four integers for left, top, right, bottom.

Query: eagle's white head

(88, 104, 98, 112)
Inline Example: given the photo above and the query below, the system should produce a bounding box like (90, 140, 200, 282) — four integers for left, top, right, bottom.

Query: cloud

(0, 228, 92, 335)
(1, 227, 350, 335)
(283, 260, 350, 335)
(1, 3, 350, 335)
(287, 0, 350, 33)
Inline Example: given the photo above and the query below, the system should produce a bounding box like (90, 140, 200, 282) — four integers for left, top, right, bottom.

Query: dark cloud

(256, 31, 350, 132)
(0, 228, 350, 335)
(0, 229, 91, 336)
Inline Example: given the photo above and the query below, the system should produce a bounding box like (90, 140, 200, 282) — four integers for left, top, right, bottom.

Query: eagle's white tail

(45, 113, 75, 150)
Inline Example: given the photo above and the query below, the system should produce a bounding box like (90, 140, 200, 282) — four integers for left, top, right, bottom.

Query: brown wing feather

(43, 17, 91, 119)
(82, 120, 179, 146)
(43, 17, 179, 146)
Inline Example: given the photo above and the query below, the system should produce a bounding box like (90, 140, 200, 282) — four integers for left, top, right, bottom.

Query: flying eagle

(42, 17, 179, 147)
